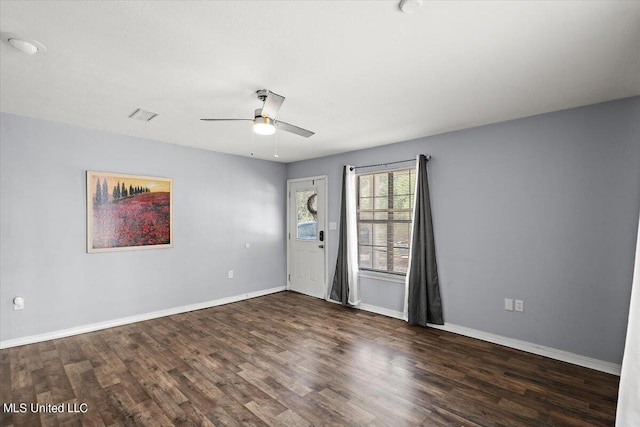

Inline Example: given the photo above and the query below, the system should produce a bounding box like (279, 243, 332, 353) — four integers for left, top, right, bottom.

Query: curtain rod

(350, 155, 431, 171)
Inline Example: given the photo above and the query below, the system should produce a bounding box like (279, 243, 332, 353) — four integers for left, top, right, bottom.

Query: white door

(288, 177, 327, 299)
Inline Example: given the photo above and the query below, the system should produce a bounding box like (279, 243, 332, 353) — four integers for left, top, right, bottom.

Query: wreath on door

(307, 193, 318, 220)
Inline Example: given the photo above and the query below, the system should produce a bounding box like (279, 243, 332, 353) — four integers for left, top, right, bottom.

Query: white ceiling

(1, 1, 639, 163)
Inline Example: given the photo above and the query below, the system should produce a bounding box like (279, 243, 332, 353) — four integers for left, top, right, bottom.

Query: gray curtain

(330, 166, 349, 305)
(407, 155, 443, 326)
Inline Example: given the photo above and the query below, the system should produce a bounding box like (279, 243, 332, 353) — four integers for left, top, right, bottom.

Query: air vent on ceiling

(129, 108, 158, 122)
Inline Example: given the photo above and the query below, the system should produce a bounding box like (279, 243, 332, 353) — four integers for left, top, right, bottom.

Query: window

(357, 168, 415, 275)
(296, 190, 318, 240)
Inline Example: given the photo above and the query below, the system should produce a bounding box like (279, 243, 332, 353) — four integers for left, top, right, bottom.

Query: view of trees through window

(357, 168, 415, 275)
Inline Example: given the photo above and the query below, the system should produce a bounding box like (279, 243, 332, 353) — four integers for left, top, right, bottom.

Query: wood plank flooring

(1, 291, 619, 426)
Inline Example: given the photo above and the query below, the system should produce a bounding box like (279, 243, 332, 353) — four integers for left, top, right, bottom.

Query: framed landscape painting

(87, 171, 173, 253)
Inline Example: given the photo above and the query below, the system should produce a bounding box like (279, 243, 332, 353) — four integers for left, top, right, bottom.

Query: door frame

(286, 175, 329, 298)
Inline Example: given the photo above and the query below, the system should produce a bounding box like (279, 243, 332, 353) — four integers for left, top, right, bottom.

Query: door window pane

(296, 190, 317, 240)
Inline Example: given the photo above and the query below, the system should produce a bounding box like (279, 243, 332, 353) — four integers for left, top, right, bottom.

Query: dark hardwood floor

(1, 291, 619, 426)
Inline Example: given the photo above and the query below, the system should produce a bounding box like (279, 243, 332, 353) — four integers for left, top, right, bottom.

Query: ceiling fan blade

(275, 120, 315, 138)
(200, 118, 252, 121)
(261, 91, 285, 119)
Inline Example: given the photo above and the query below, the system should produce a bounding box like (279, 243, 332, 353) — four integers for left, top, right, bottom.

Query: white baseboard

(355, 303, 621, 376)
(357, 303, 404, 320)
(0, 286, 285, 349)
(3, 291, 621, 376)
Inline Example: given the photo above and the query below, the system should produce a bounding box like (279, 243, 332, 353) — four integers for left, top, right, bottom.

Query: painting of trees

(87, 171, 172, 253)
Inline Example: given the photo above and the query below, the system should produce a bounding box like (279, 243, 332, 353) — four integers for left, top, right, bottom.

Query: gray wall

(287, 97, 640, 364)
(0, 113, 286, 342)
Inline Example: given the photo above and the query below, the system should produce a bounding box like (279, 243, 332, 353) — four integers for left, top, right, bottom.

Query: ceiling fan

(201, 89, 314, 138)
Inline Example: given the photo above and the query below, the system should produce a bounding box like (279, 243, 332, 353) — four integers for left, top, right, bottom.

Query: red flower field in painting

(92, 192, 170, 249)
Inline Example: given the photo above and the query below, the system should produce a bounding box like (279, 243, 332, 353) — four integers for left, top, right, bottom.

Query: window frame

(356, 167, 415, 276)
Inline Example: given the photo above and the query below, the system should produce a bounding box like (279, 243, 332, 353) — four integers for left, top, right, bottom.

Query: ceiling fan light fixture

(253, 116, 276, 136)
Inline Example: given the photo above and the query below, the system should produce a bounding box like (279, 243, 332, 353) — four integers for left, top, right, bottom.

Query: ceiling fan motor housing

(256, 89, 269, 102)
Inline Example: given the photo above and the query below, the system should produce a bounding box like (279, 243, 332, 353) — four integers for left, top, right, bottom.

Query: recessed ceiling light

(399, 0, 423, 14)
(129, 108, 158, 122)
(1, 32, 46, 55)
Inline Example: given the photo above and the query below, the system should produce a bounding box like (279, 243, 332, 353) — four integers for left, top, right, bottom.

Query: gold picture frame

(87, 171, 173, 253)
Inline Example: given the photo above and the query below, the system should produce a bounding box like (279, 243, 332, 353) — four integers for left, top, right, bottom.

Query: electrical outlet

(228, 270, 234, 279)
(504, 298, 513, 311)
(515, 300, 524, 312)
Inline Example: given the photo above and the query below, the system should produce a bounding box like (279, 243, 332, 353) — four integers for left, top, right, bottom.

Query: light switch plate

(504, 298, 513, 311)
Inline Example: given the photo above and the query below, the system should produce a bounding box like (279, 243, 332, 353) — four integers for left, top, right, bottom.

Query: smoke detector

(399, 0, 423, 14)
(1, 33, 46, 55)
